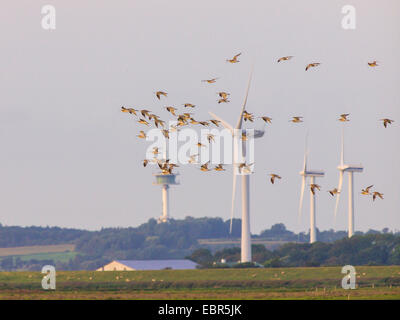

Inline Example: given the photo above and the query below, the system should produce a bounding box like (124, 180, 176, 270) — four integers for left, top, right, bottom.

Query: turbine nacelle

(299, 170, 325, 177)
(337, 165, 363, 173)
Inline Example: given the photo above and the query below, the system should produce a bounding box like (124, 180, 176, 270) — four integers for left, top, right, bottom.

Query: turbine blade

(208, 111, 234, 135)
(334, 170, 344, 220)
(302, 131, 309, 172)
(341, 127, 344, 167)
(298, 175, 306, 222)
(235, 67, 254, 129)
(229, 168, 238, 234)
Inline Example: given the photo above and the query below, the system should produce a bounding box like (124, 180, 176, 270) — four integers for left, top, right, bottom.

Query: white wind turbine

(334, 128, 363, 237)
(298, 138, 325, 243)
(209, 70, 264, 263)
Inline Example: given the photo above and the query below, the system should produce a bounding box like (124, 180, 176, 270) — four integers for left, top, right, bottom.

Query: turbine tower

(298, 142, 325, 243)
(209, 69, 264, 263)
(334, 129, 363, 237)
(153, 173, 179, 223)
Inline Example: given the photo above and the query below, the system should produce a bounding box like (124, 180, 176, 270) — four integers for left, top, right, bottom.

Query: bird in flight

(143, 159, 149, 167)
(310, 184, 321, 195)
(202, 78, 219, 84)
(380, 118, 394, 128)
(188, 154, 198, 164)
(200, 162, 211, 172)
(121, 107, 138, 115)
(238, 163, 253, 174)
(165, 106, 177, 116)
(226, 53, 241, 63)
(290, 116, 303, 123)
(138, 118, 150, 126)
(243, 111, 254, 122)
(214, 164, 225, 171)
(277, 56, 294, 63)
(197, 142, 206, 148)
(269, 174, 282, 184)
(210, 119, 221, 127)
(218, 92, 230, 99)
(162, 129, 169, 139)
(140, 109, 151, 118)
(155, 91, 167, 100)
(137, 131, 146, 139)
(361, 185, 374, 195)
(184, 103, 196, 108)
(368, 61, 379, 67)
(328, 188, 340, 196)
(154, 118, 165, 128)
(372, 191, 384, 201)
(218, 98, 230, 104)
(207, 134, 215, 143)
(338, 114, 350, 122)
(305, 63, 321, 71)
(260, 116, 272, 124)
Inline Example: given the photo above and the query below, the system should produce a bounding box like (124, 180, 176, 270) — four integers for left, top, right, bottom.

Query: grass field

(0, 244, 75, 257)
(0, 266, 399, 300)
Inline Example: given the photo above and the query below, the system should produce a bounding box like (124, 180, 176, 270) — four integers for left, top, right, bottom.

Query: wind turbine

(298, 138, 325, 243)
(334, 128, 363, 237)
(209, 69, 264, 263)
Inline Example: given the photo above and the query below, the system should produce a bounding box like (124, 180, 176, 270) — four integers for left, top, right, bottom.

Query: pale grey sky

(0, 0, 399, 234)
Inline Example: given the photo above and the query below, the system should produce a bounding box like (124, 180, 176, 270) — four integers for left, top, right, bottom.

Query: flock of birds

(122, 53, 393, 202)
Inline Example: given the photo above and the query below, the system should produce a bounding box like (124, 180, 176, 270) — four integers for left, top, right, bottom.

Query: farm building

(96, 259, 198, 271)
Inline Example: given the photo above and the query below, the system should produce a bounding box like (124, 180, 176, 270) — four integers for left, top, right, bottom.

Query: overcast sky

(0, 0, 399, 234)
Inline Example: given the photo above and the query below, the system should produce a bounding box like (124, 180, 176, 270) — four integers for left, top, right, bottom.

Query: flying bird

(269, 174, 282, 184)
(243, 111, 254, 122)
(121, 107, 138, 115)
(226, 53, 241, 63)
(277, 56, 293, 63)
(137, 131, 146, 139)
(328, 188, 340, 196)
(305, 63, 321, 71)
(380, 118, 394, 128)
(188, 154, 198, 164)
(238, 163, 253, 174)
(207, 134, 215, 143)
(290, 116, 303, 123)
(162, 129, 169, 139)
(214, 164, 225, 171)
(260, 116, 272, 124)
(138, 118, 150, 126)
(140, 109, 151, 118)
(372, 192, 384, 201)
(155, 91, 167, 100)
(154, 119, 165, 128)
(210, 119, 221, 127)
(202, 78, 219, 84)
(218, 98, 230, 104)
(368, 61, 379, 67)
(184, 103, 196, 108)
(338, 114, 350, 122)
(143, 159, 149, 167)
(218, 92, 230, 99)
(361, 185, 374, 195)
(197, 142, 206, 148)
(200, 161, 210, 172)
(165, 106, 177, 116)
(310, 184, 321, 195)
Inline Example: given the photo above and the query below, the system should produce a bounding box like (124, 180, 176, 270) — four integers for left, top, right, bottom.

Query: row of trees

(0, 218, 397, 270)
(188, 233, 400, 267)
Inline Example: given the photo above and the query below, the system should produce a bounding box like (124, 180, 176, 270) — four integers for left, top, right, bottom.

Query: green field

(0, 266, 399, 300)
